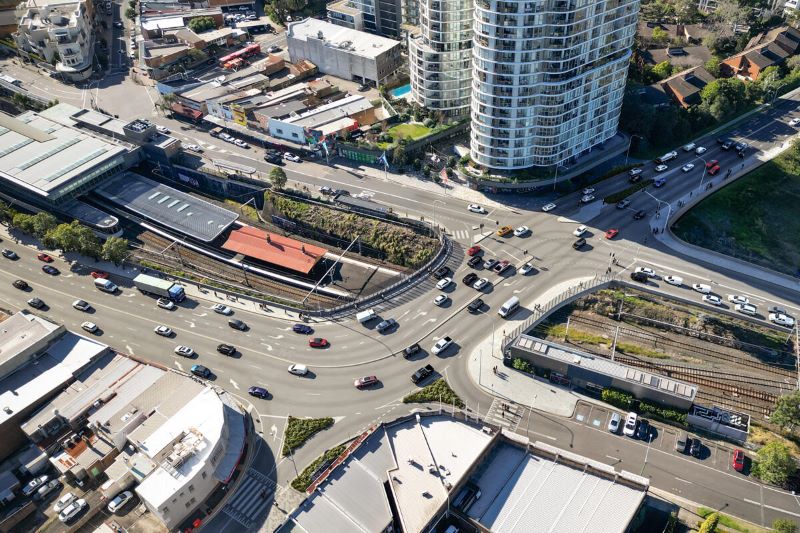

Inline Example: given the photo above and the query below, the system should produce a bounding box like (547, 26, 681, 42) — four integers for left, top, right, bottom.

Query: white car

(436, 277, 452, 290)
(681, 163, 694, 172)
(284, 152, 301, 162)
(174, 345, 194, 357)
(72, 299, 91, 312)
(580, 194, 595, 203)
(107, 491, 133, 513)
(695, 146, 707, 154)
(735, 303, 757, 316)
(770, 313, 795, 327)
(655, 164, 668, 172)
(542, 202, 557, 212)
(185, 144, 202, 153)
(434, 294, 448, 306)
(690, 284, 712, 294)
(573, 225, 587, 237)
(473, 277, 490, 290)
(22, 475, 49, 497)
(664, 276, 683, 286)
(622, 412, 638, 437)
(288, 363, 308, 376)
(703, 294, 722, 306)
(157, 298, 175, 310)
(233, 139, 249, 148)
(59, 498, 86, 523)
(582, 187, 596, 195)
(520, 263, 534, 275)
(81, 322, 98, 333)
(467, 204, 486, 214)
(727, 294, 750, 305)
(682, 142, 696, 152)
(212, 304, 232, 315)
(431, 336, 453, 355)
(789, 117, 800, 126)
(53, 492, 76, 513)
(155, 125, 170, 134)
(635, 266, 656, 278)
(513, 225, 530, 237)
(154, 325, 173, 337)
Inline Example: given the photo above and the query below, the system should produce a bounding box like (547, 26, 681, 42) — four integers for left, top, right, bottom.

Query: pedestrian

(501, 411, 505, 418)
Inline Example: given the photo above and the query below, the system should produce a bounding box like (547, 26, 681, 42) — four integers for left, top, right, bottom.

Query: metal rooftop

(287, 18, 400, 59)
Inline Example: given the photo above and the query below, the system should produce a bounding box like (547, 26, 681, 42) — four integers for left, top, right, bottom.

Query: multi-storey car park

(470, 0, 640, 170)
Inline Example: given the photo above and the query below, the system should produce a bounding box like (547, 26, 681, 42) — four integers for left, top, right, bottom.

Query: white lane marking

(174, 361, 183, 371)
(260, 343, 273, 351)
(531, 432, 557, 441)
(606, 455, 621, 462)
(229, 379, 240, 390)
(674, 477, 693, 484)
(125, 345, 134, 354)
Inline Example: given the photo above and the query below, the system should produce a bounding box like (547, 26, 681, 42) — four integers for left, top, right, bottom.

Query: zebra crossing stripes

(445, 228, 471, 241)
(222, 470, 277, 529)
(487, 398, 524, 432)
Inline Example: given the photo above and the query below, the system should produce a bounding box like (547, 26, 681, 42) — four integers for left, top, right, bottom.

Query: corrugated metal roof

(222, 226, 326, 274)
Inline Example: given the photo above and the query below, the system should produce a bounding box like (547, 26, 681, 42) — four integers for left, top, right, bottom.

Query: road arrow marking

(125, 345, 134, 354)
(174, 361, 183, 371)
(229, 379, 240, 390)
(260, 343, 273, 351)
(270, 424, 278, 441)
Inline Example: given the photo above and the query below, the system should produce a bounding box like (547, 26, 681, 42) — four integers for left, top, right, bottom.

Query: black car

(264, 153, 283, 164)
(228, 319, 247, 331)
(467, 256, 482, 268)
(13, 279, 28, 290)
(462, 272, 478, 286)
(630, 271, 648, 283)
(690, 438, 703, 458)
(433, 266, 451, 280)
(403, 343, 421, 358)
(2, 248, 18, 259)
(635, 418, 650, 440)
(217, 343, 236, 356)
(27, 297, 44, 309)
(629, 174, 642, 183)
(572, 238, 586, 250)
(191, 365, 212, 379)
(411, 364, 434, 384)
(42, 265, 59, 275)
(633, 210, 647, 220)
(468, 298, 484, 313)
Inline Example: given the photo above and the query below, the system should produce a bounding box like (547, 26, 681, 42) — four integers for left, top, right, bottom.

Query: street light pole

(643, 190, 670, 232)
(697, 155, 708, 189)
(432, 200, 445, 237)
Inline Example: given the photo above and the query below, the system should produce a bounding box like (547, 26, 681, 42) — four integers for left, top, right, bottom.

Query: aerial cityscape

(0, 0, 799, 530)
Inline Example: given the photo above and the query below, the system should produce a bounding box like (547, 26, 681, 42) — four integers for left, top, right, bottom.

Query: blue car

(190, 365, 211, 379)
(248, 386, 269, 399)
(293, 323, 313, 334)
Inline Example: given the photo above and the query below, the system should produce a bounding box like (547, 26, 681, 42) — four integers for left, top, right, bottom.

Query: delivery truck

(133, 273, 186, 302)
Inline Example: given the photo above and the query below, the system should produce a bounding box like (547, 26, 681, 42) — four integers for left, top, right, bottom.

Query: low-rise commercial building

(268, 94, 378, 144)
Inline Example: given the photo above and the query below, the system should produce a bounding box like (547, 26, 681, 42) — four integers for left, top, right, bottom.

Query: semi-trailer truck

(133, 273, 186, 302)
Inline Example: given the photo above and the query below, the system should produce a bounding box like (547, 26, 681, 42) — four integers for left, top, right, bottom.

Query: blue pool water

(390, 84, 411, 98)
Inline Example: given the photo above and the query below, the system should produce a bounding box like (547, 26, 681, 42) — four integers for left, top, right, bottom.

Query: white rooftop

(287, 18, 400, 59)
(0, 311, 62, 374)
(141, 16, 184, 32)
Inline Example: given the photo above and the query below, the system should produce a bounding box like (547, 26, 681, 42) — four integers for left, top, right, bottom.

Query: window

(202, 472, 207, 479)
(276, 128, 283, 134)
(189, 485, 194, 492)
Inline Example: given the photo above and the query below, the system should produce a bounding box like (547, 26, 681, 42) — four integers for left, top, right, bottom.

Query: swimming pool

(389, 83, 411, 98)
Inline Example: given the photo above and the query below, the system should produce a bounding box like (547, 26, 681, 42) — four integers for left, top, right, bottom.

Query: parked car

(293, 323, 314, 334)
(463, 272, 478, 286)
(635, 418, 651, 440)
(466, 245, 481, 256)
(309, 338, 329, 348)
(689, 438, 703, 458)
(468, 298, 484, 313)
(436, 277, 452, 290)
(790, 117, 800, 127)
(605, 229, 619, 239)
(376, 318, 397, 333)
(573, 225, 587, 237)
(467, 255, 482, 268)
(520, 263, 534, 275)
(768, 306, 790, 316)
(664, 275, 683, 286)
(473, 277, 490, 290)
(541, 202, 557, 212)
(622, 412, 638, 437)
(403, 344, 421, 358)
(492, 260, 510, 274)
(212, 304, 232, 315)
(732, 449, 745, 472)
(91, 270, 109, 279)
(190, 365, 211, 378)
(22, 475, 50, 497)
(58, 498, 86, 523)
(432, 336, 453, 355)
(434, 294, 448, 306)
(13, 279, 28, 290)
(727, 294, 750, 305)
(284, 152, 301, 162)
(608, 412, 621, 433)
(735, 303, 757, 316)
(27, 297, 44, 309)
(433, 266, 451, 279)
(37, 253, 53, 262)
(185, 144, 202, 153)
(676, 432, 689, 453)
(248, 386, 269, 399)
(354, 375, 379, 389)
(107, 491, 133, 513)
(630, 271, 648, 283)
(53, 492, 76, 513)
(635, 266, 656, 277)
(217, 343, 236, 356)
(573, 238, 587, 250)
(770, 313, 795, 327)
(156, 125, 170, 134)
(483, 258, 498, 270)
(288, 363, 309, 375)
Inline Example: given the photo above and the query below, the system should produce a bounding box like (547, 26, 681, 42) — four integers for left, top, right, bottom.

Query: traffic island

(402, 378, 464, 408)
(290, 444, 347, 492)
(282, 416, 334, 457)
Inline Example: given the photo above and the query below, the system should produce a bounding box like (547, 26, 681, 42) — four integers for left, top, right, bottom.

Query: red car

(37, 253, 53, 263)
(732, 449, 745, 472)
(309, 337, 329, 348)
(605, 229, 619, 239)
(91, 270, 109, 279)
(354, 375, 378, 389)
(466, 245, 481, 256)
(705, 159, 718, 169)
(708, 165, 721, 176)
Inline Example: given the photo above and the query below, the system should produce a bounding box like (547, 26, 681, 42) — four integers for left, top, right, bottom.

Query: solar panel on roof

(156, 195, 171, 204)
(167, 200, 180, 208)
(176, 204, 189, 212)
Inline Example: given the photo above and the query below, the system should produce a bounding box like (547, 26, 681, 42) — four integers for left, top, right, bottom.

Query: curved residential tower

(408, 0, 474, 117)
(470, 0, 639, 170)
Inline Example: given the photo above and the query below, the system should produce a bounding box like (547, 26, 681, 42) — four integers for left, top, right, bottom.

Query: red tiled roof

(222, 226, 327, 274)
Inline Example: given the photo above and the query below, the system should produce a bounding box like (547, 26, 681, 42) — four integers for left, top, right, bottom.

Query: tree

(673, 0, 697, 23)
(0, 201, 15, 224)
(705, 57, 722, 77)
(125, 6, 136, 19)
(102, 236, 129, 264)
(269, 167, 287, 189)
(74, 224, 101, 259)
(652, 60, 674, 80)
(31, 212, 57, 238)
(188, 16, 215, 33)
(698, 512, 719, 533)
(44, 221, 82, 252)
(753, 441, 796, 486)
(774, 519, 799, 533)
(12, 213, 34, 234)
(771, 390, 800, 430)
(700, 78, 747, 120)
(392, 144, 408, 166)
(651, 27, 670, 47)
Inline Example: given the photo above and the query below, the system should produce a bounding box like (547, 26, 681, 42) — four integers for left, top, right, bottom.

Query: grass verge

(290, 444, 346, 492)
(388, 123, 432, 140)
(224, 199, 259, 222)
(546, 324, 668, 359)
(603, 178, 654, 204)
(282, 416, 334, 457)
(696, 507, 767, 533)
(403, 378, 465, 408)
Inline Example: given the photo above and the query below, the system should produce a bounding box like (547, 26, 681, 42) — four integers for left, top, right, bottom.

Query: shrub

(403, 379, 465, 408)
(512, 358, 534, 374)
(774, 518, 799, 533)
(601, 388, 633, 410)
(282, 416, 334, 456)
(291, 444, 346, 492)
(698, 512, 719, 533)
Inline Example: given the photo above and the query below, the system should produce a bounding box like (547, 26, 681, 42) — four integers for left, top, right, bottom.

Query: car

(13, 279, 28, 290)
(768, 306, 790, 316)
(91, 270, 109, 279)
(174, 345, 194, 357)
(157, 298, 175, 310)
(496, 225, 513, 237)
(636, 418, 651, 440)
(520, 263, 534, 275)
(107, 491, 133, 513)
(191, 365, 211, 378)
(436, 277, 452, 290)
(633, 210, 647, 220)
(432, 336, 453, 355)
(154, 325, 172, 337)
(790, 117, 800, 127)
(267, 45, 281, 53)
(654, 177, 667, 187)
(689, 438, 702, 458)
(616, 199, 631, 209)
(771, 313, 796, 327)
(212, 304, 232, 315)
(22, 475, 49, 496)
(376, 318, 397, 332)
(664, 275, 683, 286)
(630, 271, 648, 283)
(721, 140, 734, 150)
(37, 253, 53, 262)
(735, 303, 757, 316)
(513, 225, 530, 237)
(403, 344, 421, 358)
(492, 260, 510, 274)
(59, 498, 86, 523)
(467, 204, 486, 213)
(467, 255, 482, 268)
(309, 337, 329, 348)
(573, 238, 587, 249)
(185, 144, 203, 153)
(217, 343, 236, 356)
(622, 412, 638, 437)
(466, 245, 481, 256)
(81, 321, 98, 333)
(284, 152, 301, 162)
(728, 294, 749, 305)
(573, 225, 587, 237)
(473, 277, 490, 290)
(703, 294, 723, 306)
(694, 146, 707, 155)
(42, 265, 59, 275)
(36, 480, 60, 502)
(434, 294, 449, 306)
(692, 283, 712, 294)
(635, 266, 656, 277)
(732, 449, 745, 472)
(355, 375, 379, 389)
(72, 299, 91, 311)
(54, 492, 76, 513)
(682, 142, 696, 152)
(228, 319, 247, 330)
(734, 141, 747, 152)
(580, 194, 595, 203)
(248, 386, 269, 399)
(2, 248, 18, 259)
(605, 229, 619, 239)
(27, 297, 44, 309)
(708, 164, 721, 175)
(483, 258, 498, 270)
(629, 168, 643, 177)
(462, 272, 478, 286)
(433, 266, 451, 280)
(676, 433, 689, 453)
(113, 21, 123, 28)
(681, 163, 695, 172)
(654, 164, 668, 172)
(411, 364, 435, 384)
(234, 139, 250, 148)
(582, 187, 596, 195)
(288, 363, 309, 375)
(468, 298, 484, 313)
(542, 202, 557, 212)
(702, 159, 717, 170)
(293, 323, 314, 334)
(608, 412, 621, 433)
(155, 125, 170, 134)
(629, 173, 643, 183)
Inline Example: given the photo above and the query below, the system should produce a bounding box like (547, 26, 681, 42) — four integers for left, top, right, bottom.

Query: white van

(498, 296, 520, 318)
(94, 278, 118, 293)
(356, 309, 377, 323)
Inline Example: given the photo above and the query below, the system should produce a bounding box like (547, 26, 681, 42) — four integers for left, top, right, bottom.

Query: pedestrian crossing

(445, 228, 471, 241)
(486, 397, 525, 432)
(222, 468, 277, 529)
